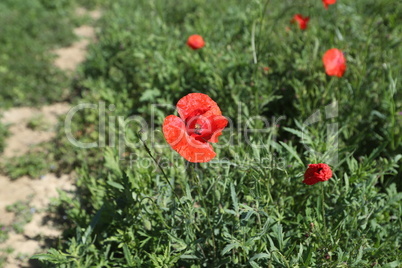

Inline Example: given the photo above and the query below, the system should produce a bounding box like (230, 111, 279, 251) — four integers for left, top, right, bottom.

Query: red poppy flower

(322, 0, 336, 9)
(291, 14, 310, 30)
(163, 93, 228, 163)
(187, 34, 205, 50)
(322, 48, 346, 77)
(303, 163, 333, 185)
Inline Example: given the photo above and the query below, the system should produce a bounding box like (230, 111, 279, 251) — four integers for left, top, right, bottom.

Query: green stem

(321, 183, 327, 237)
(137, 133, 181, 201)
(189, 163, 217, 255)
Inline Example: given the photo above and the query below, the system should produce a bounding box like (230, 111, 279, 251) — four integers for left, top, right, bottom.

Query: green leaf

(221, 242, 240, 256)
(230, 182, 239, 214)
(107, 180, 125, 191)
(249, 253, 270, 261)
(123, 243, 133, 266)
(279, 141, 303, 166)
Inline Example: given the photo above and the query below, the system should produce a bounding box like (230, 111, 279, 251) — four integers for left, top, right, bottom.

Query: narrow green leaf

(279, 141, 303, 166)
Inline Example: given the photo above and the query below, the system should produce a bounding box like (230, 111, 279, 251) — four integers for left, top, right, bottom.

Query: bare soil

(0, 8, 100, 268)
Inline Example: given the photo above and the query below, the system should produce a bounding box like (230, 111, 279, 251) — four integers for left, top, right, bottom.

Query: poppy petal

(303, 163, 333, 185)
(177, 93, 222, 121)
(323, 48, 346, 77)
(163, 115, 216, 163)
(293, 14, 309, 30)
(322, 0, 336, 9)
(208, 115, 228, 143)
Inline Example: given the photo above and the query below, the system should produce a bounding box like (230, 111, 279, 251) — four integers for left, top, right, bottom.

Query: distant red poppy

(322, 0, 336, 9)
(303, 163, 333, 185)
(322, 48, 346, 77)
(187, 35, 205, 50)
(163, 93, 228, 162)
(292, 14, 310, 30)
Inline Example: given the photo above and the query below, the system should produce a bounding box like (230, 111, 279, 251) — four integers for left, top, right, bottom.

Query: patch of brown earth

(1, 103, 70, 158)
(0, 7, 101, 268)
(53, 8, 100, 71)
(0, 174, 74, 268)
(0, 102, 74, 267)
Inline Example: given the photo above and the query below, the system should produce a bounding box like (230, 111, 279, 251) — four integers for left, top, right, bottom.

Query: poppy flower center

(185, 115, 215, 142)
(194, 124, 202, 134)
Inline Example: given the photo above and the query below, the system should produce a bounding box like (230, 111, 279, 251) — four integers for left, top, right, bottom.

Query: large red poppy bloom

(292, 14, 310, 30)
(163, 93, 228, 163)
(303, 163, 333, 185)
(322, 48, 346, 77)
(187, 35, 205, 50)
(322, 0, 336, 9)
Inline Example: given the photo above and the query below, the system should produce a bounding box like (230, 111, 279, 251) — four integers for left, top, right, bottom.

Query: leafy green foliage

(6, 199, 35, 234)
(0, 0, 80, 107)
(26, 114, 49, 131)
(54, 0, 402, 175)
(0, 225, 9, 243)
(36, 147, 402, 267)
(1, 152, 50, 180)
(0, 120, 9, 153)
(27, 0, 402, 266)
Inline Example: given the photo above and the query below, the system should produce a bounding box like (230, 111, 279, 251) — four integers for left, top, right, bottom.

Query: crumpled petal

(293, 14, 309, 30)
(303, 163, 333, 185)
(208, 115, 228, 143)
(162, 115, 216, 163)
(177, 93, 222, 121)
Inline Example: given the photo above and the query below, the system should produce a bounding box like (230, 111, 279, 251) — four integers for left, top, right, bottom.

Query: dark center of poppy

(194, 124, 202, 135)
(185, 115, 216, 142)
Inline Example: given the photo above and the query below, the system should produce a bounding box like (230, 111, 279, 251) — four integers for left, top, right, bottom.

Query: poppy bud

(187, 34, 205, 50)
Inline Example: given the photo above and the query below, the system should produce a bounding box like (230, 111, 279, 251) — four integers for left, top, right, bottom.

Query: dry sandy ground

(0, 104, 73, 268)
(54, 8, 101, 71)
(0, 8, 100, 268)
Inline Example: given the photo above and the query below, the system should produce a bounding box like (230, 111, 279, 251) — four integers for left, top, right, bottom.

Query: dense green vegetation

(1, 0, 401, 267)
(34, 0, 402, 266)
(0, 0, 82, 107)
(0, 121, 8, 153)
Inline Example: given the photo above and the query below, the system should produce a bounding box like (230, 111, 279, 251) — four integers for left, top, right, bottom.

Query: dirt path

(54, 8, 101, 71)
(0, 8, 100, 268)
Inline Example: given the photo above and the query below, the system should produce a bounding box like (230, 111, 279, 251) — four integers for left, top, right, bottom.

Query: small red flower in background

(303, 163, 333, 185)
(187, 35, 205, 50)
(291, 14, 310, 30)
(163, 93, 228, 163)
(322, 0, 336, 9)
(322, 48, 346, 77)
